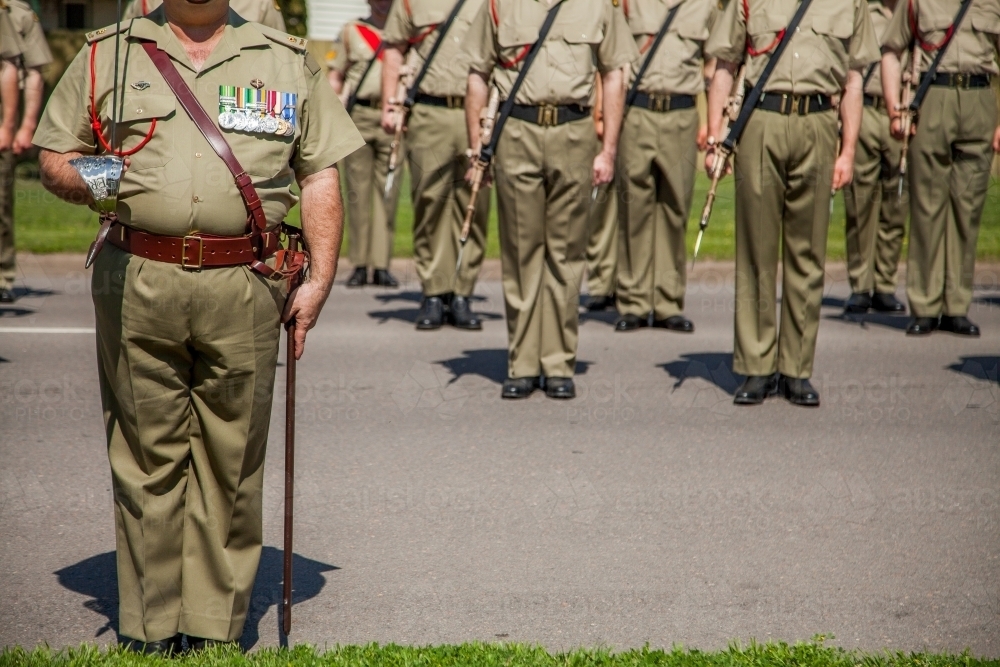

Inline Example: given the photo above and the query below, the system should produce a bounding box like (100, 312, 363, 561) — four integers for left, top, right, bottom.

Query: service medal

(275, 119, 290, 135)
(219, 111, 236, 129)
(232, 110, 249, 131)
(245, 114, 261, 133)
(262, 115, 280, 134)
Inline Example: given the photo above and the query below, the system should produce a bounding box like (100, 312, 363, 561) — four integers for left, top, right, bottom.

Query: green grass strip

(0, 640, 996, 667)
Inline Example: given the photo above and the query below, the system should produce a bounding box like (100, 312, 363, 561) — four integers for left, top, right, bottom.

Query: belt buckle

(650, 94, 669, 112)
(537, 104, 558, 127)
(953, 73, 967, 88)
(779, 94, 792, 115)
(447, 95, 462, 109)
(182, 235, 204, 270)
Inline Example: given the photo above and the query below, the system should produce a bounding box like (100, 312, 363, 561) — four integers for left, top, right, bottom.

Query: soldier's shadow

(658, 352, 742, 395)
(54, 547, 337, 650)
(437, 348, 508, 384)
(368, 291, 499, 325)
(948, 356, 1000, 386)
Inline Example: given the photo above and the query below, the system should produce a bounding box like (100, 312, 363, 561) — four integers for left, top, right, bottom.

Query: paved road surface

(1, 254, 998, 654)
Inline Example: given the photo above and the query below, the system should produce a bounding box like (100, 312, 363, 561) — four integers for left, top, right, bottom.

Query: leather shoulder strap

(141, 41, 268, 233)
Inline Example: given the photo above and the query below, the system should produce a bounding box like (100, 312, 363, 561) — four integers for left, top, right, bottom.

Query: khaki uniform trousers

(495, 117, 599, 379)
(0, 150, 16, 291)
(906, 86, 996, 318)
(344, 104, 401, 270)
(616, 106, 699, 319)
(733, 108, 838, 379)
(92, 244, 286, 643)
(406, 104, 489, 297)
(586, 180, 618, 297)
(843, 105, 908, 295)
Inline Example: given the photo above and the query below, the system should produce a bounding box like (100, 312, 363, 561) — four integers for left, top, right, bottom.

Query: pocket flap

(118, 94, 176, 122)
(809, 13, 853, 39)
(971, 12, 1000, 35)
(410, 5, 446, 28)
(746, 12, 787, 36)
(498, 20, 537, 47)
(561, 22, 604, 44)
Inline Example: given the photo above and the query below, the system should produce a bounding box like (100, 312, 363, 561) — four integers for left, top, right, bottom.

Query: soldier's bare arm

(881, 50, 905, 139)
(704, 59, 737, 175)
(464, 71, 490, 185)
(834, 68, 863, 191)
(13, 67, 44, 154)
(0, 63, 18, 152)
(380, 46, 405, 133)
(282, 166, 345, 359)
(593, 66, 624, 187)
(328, 68, 345, 95)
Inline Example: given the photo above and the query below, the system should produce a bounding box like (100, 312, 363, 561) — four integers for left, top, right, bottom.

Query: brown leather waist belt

(106, 222, 267, 270)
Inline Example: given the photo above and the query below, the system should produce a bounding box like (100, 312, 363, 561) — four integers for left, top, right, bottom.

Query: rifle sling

(404, 0, 471, 106)
(721, 0, 817, 153)
(481, 0, 565, 163)
(347, 42, 385, 114)
(625, 1, 683, 108)
(908, 0, 974, 112)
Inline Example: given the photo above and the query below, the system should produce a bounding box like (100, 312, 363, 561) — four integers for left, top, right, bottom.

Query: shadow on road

(437, 348, 507, 384)
(824, 311, 910, 331)
(974, 295, 1000, 307)
(948, 356, 1000, 385)
(369, 291, 498, 326)
(0, 307, 35, 318)
(659, 352, 741, 395)
(54, 547, 337, 650)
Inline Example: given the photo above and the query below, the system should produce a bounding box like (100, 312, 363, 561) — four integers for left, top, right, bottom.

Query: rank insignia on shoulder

(612, 0, 619, 6)
(130, 81, 151, 90)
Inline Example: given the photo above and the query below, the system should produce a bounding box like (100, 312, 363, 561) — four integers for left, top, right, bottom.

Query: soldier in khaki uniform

(465, 0, 638, 399)
(34, 0, 363, 651)
(381, 0, 490, 330)
(842, 0, 909, 316)
(0, 0, 51, 303)
(583, 77, 618, 312)
(615, 0, 719, 333)
(328, 0, 401, 288)
(121, 0, 286, 30)
(706, 0, 880, 406)
(882, 0, 1000, 337)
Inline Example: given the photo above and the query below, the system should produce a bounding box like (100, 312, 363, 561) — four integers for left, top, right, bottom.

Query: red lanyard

(908, 0, 956, 51)
(742, 0, 786, 57)
(89, 41, 156, 157)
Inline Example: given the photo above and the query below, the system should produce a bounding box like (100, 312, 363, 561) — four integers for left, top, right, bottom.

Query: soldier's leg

(943, 87, 995, 317)
(539, 120, 599, 378)
(843, 107, 883, 294)
(178, 266, 285, 642)
(0, 150, 16, 293)
(615, 108, 658, 318)
(344, 112, 376, 268)
(732, 113, 785, 377)
(496, 120, 546, 378)
(372, 107, 401, 270)
(874, 113, 908, 294)
(906, 88, 957, 318)
(585, 180, 618, 298)
(650, 107, 698, 320)
(452, 113, 489, 298)
(776, 111, 837, 379)
(91, 246, 195, 643)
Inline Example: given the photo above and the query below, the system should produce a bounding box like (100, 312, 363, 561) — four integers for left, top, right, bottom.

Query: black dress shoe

(346, 266, 368, 287)
(585, 293, 616, 311)
(447, 295, 482, 330)
(372, 268, 399, 287)
(0, 288, 14, 303)
(614, 313, 649, 332)
(906, 317, 938, 335)
(653, 315, 694, 332)
(185, 636, 240, 652)
(939, 315, 981, 337)
(121, 635, 182, 655)
(871, 292, 906, 313)
(416, 296, 445, 330)
(778, 374, 820, 407)
(502, 376, 539, 399)
(545, 377, 576, 399)
(844, 291, 872, 314)
(733, 374, 777, 405)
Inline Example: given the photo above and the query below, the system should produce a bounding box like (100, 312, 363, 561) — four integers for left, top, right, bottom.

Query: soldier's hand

(0, 126, 12, 153)
(592, 150, 615, 187)
(381, 104, 399, 135)
(832, 152, 854, 191)
(889, 115, 916, 141)
(464, 162, 492, 188)
(12, 127, 34, 155)
(281, 281, 329, 359)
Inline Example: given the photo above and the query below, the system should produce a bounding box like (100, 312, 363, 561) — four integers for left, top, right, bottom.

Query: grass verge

(0, 641, 997, 667)
(12, 174, 1000, 262)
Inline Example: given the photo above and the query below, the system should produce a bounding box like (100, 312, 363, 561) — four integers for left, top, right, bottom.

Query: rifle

(384, 0, 471, 199)
(692, 0, 816, 266)
(897, 0, 974, 197)
(281, 230, 306, 636)
(896, 42, 920, 197)
(457, 86, 499, 272)
(692, 63, 746, 265)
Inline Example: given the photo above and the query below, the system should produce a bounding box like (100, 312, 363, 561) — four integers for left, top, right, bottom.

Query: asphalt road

(1, 254, 998, 655)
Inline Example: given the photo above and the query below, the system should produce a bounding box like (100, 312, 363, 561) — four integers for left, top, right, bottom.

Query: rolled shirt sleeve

(293, 54, 365, 175)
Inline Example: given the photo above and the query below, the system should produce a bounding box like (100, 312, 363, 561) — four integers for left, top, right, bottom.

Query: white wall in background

(307, 0, 370, 41)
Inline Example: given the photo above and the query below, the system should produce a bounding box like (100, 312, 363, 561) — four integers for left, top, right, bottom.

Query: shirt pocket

(970, 7, 1000, 38)
(918, 5, 956, 33)
(113, 94, 175, 171)
(497, 20, 538, 69)
(227, 130, 297, 180)
(746, 11, 787, 49)
(672, 2, 713, 42)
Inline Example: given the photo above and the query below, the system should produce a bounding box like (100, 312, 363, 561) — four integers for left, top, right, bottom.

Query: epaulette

(86, 21, 129, 43)
(256, 23, 308, 52)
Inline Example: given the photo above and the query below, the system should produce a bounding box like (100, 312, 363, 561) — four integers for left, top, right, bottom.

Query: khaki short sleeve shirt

(863, 1, 893, 95)
(881, 0, 1000, 75)
(706, 0, 882, 95)
(625, 0, 719, 96)
(331, 19, 384, 102)
(33, 10, 363, 237)
(123, 0, 287, 31)
(464, 0, 638, 106)
(7, 0, 52, 69)
(383, 0, 485, 97)
(1, 5, 26, 61)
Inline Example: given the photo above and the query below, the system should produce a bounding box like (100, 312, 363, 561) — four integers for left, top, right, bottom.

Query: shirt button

(193, 196, 201, 203)
(195, 152, 202, 158)
(135, 108, 144, 114)
(794, 53, 799, 58)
